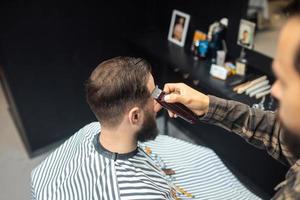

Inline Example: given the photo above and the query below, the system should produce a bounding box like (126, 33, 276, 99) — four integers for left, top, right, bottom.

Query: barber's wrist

(198, 95, 215, 120)
(194, 95, 210, 117)
(203, 95, 210, 115)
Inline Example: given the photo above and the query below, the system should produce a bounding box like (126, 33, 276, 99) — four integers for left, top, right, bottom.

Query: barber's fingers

(163, 83, 188, 117)
(163, 83, 184, 94)
(168, 110, 174, 117)
(163, 93, 187, 104)
(167, 110, 177, 118)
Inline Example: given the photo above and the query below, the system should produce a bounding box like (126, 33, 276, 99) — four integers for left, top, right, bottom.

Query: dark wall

(0, 0, 154, 155)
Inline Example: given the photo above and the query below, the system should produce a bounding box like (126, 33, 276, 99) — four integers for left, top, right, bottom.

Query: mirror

(246, 0, 292, 58)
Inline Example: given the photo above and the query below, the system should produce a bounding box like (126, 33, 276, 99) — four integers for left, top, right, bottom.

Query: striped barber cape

(31, 122, 261, 200)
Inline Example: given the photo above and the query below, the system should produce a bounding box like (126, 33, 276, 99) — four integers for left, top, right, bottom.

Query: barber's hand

(163, 83, 210, 118)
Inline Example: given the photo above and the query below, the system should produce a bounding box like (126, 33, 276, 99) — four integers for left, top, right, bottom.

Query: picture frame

(168, 10, 190, 47)
(237, 19, 256, 50)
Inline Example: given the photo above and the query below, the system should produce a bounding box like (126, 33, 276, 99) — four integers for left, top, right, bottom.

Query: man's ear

(128, 107, 142, 125)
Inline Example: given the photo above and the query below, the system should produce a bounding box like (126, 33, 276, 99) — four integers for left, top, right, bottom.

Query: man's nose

(271, 81, 281, 101)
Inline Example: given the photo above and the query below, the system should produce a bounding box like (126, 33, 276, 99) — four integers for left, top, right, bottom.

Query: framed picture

(168, 10, 190, 47)
(237, 19, 256, 49)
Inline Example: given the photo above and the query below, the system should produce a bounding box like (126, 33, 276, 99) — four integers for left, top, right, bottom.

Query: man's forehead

(276, 18, 300, 65)
(278, 18, 300, 55)
(274, 17, 300, 79)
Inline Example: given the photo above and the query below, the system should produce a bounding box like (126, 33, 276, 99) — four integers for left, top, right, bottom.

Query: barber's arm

(163, 83, 295, 166)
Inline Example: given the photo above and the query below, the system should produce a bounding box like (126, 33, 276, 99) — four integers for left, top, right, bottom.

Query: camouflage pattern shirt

(201, 95, 300, 200)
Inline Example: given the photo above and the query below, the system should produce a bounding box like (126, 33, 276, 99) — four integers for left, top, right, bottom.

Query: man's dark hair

(86, 56, 152, 127)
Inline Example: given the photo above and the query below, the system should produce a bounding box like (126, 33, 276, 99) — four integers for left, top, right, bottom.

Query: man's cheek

(281, 96, 300, 133)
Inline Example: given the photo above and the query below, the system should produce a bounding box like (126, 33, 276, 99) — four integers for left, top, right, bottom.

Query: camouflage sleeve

(272, 162, 300, 199)
(200, 95, 297, 166)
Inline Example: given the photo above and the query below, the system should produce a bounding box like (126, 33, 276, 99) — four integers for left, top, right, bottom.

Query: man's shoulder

(273, 159, 300, 199)
(30, 122, 103, 198)
(31, 122, 101, 184)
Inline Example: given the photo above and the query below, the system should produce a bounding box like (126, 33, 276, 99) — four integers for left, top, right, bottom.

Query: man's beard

(278, 114, 300, 160)
(136, 110, 159, 142)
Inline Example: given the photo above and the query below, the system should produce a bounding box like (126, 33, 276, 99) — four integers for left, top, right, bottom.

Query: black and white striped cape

(31, 122, 261, 200)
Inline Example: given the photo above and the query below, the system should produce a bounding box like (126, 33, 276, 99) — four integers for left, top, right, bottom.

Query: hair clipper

(151, 86, 198, 124)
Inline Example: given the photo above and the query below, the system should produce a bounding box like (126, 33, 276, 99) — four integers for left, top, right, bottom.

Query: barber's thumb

(164, 93, 185, 103)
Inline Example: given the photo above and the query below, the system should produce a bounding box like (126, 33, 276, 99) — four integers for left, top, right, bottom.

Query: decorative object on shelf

(207, 18, 228, 62)
(235, 60, 247, 76)
(210, 64, 229, 80)
(209, 61, 237, 81)
(192, 30, 207, 43)
(216, 50, 226, 66)
(168, 10, 190, 47)
(191, 30, 207, 59)
(237, 19, 256, 50)
(198, 40, 209, 58)
(236, 19, 256, 76)
(191, 18, 228, 61)
(234, 75, 266, 94)
(224, 62, 237, 76)
(232, 75, 271, 99)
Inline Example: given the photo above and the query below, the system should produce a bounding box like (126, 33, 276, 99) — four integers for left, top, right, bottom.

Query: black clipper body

(151, 86, 198, 124)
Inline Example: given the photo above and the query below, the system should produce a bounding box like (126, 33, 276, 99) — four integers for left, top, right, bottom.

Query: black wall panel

(0, 0, 153, 155)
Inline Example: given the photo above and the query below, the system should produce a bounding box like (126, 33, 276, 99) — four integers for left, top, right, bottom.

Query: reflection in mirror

(246, 0, 294, 58)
